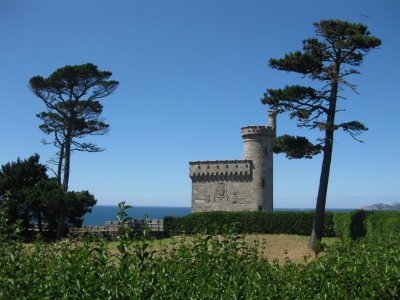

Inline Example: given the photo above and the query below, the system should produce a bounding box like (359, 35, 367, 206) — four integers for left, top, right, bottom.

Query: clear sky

(1, 0, 399, 208)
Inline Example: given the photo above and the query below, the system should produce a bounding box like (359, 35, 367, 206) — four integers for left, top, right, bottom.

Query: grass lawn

(107, 234, 338, 264)
(243, 234, 337, 263)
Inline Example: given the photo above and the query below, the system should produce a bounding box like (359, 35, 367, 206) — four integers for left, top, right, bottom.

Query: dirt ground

(144, 234, 338, 264)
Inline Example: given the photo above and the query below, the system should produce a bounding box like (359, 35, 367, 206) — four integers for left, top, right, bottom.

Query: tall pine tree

(29, 63, 118, 238)
(262, 20, 381, 247)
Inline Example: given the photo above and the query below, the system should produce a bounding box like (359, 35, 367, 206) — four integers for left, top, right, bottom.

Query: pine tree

(261, 20, 381, 247)
(29, 63, 118, 238)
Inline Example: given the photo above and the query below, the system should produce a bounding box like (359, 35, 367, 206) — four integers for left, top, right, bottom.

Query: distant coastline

(359, 202, 400, 211)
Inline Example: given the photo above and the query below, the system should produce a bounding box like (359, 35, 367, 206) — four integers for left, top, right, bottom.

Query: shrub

(0, 203, 399, 299)
(349, 210, 369, 238)
(332, 212, 352, 238)
(366, 211, 400, 238)
(333, 210, 370, 239)
(164, 211, 336, 237)
(299, 234, 400, 299)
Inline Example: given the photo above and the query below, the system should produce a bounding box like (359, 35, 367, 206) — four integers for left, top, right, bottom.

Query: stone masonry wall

(190, 160, 256, 212)
(241, 126, 274, 210)
(191, 179, 254, 212)
(189, 115, 275, 213)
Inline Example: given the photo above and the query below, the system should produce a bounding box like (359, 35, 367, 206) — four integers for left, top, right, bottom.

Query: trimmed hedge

(366, 211, 400, 238)
(331, 212, 351, 237)
(332, 210, 370, 238)
(164, 211, 336, 237)
(164, 210, 400, 238)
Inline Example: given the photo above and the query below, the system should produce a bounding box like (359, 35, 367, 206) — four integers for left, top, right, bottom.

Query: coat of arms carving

(214, 182, 229, 201)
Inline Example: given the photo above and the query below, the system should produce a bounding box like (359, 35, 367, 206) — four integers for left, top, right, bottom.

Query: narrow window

(261, 178, 265, 188)
(258, 206, 262, 211)
(264, 147, 267, 154)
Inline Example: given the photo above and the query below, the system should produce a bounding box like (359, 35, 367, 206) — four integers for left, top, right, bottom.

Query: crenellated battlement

(240, 125, 274, 138)
(189, 160, 252, 180)
(190, 110, 276, 212)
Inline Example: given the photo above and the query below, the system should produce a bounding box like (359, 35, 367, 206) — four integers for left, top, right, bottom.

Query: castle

(189, 111, 276, 212)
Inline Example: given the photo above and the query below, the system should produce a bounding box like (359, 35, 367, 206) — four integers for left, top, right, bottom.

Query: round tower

(268, 110, 277, 137)
(241, 111, 276, 211)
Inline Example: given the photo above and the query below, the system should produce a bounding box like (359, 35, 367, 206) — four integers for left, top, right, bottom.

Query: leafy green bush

(333, 210, 370, 239)
(297, 234, 400, 299)
(366, 211, 400, 238)
(349, 210, 369, 238)
(332, 212, 352, 238)
(1, 204, 399, 299)
(164, 211, 336, 237)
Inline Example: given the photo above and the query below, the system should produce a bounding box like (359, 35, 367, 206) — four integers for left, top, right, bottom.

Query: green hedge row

(333, 210, 400, 238)
(1, 224, 399, 299)
(332, 210, 370, 238)
(164, 210, 400, 238)
(1, 203, 399, 299)
(366, 211, 400, 238)
(164, 211, 336, 237)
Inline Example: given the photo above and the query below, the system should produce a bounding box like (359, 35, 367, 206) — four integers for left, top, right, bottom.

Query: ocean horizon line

(83, 205, 354, 226)
(91, 204, 356, 210)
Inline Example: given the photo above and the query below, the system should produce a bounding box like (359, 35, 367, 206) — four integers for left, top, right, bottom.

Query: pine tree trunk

(23, 207, 30, 238)
(62, 137, 71, 193)
(308, 134, 333, 247)
(37, 213, 43, 234)
(57, 144, 64, 185)
(308, 64, 340, 248)
(56, 136, 71, 239)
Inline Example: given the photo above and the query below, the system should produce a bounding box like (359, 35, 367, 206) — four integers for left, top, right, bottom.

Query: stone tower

(190, 110, 276, 212)
(241, 110, 276, 210)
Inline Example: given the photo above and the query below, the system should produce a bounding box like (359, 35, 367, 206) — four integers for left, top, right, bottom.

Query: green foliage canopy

(0, 155, 96, 239)
(29, 63, 119, 191)
(0, 154, 47, 227)
(262, 20, 381, 157)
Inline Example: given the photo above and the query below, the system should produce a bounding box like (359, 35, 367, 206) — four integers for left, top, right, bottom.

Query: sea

(83, 205, 353, 226)
(83, 205, 191, 226)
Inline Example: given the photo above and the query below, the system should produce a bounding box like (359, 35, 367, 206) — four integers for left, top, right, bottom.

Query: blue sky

(1, 0, 399, 208)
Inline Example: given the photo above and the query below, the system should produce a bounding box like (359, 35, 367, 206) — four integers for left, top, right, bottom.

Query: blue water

(83, 205, 353, 226)
(276, 208, 353, 212)
(83, 205, 191, 225)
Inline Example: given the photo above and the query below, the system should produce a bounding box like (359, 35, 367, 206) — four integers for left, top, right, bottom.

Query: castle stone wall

(241, 126, 274, 210)
(190, 160, 255, 212)
(191, 180, 254, 212)
(190, 112, 276, 213)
